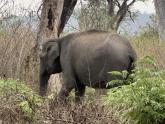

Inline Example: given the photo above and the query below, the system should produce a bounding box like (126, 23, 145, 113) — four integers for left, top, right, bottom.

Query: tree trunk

(154, 0, 165, 41)
(37, 0, 77, 95)
(37, 0, 64, 44)
(37, 0, 64, 95)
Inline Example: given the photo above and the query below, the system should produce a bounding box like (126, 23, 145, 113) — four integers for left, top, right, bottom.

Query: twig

(46, 114, 80, 124)
(37, 2, 43, 20)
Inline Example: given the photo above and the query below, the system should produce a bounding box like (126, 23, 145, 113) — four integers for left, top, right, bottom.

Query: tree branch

(127, 0, 136, 7)
(58, 0, 77, 36)
(37, 2, 43, 20)
(114, 0, 120, 8)
(114, 0, 128, 30)
(107, 0, 114, 16)
(128, 10, 135, 23)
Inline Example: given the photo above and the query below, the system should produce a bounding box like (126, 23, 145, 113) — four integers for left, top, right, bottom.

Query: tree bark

(107, 0, 114, 16)
(37, 0, 64, 45)
(154, 0, 165, 41)
(37, 0, 64, 95)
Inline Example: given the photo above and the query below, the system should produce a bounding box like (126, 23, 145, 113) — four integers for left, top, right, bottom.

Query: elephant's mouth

(47, 64, 61, 74)
(47, 66, 55, 74)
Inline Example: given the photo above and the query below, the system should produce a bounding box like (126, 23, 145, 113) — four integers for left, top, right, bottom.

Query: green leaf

(108, 71, 122, 76)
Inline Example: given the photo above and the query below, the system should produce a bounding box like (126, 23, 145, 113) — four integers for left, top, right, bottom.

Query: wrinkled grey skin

(39, 30, 137, 101)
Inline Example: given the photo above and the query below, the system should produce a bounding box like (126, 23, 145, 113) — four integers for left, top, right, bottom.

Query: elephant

(39, 29, 137, 101)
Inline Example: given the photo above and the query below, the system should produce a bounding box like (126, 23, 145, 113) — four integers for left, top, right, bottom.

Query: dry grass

(42, 100, 119, 124)
(132, 35, 165, 69)
(0, 79, 120, 124)
(0, 25, 38, 86)
(0, 100, 120, 124)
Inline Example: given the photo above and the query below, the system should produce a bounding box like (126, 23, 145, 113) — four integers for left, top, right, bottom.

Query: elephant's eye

(47, 46, 51, 52)
(47, 46, 52, 53)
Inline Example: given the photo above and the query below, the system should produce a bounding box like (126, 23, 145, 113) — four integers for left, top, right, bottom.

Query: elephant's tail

(126, 53, 137, 79)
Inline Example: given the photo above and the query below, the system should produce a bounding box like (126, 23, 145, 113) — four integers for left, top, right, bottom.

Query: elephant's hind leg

(58, 86, 73, 101)
(58, 77, 75, 102)
(75, 83, 86, 102)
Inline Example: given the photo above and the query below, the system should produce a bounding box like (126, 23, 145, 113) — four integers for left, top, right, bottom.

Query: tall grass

(132, 29, 165, 69)
(0, 23, 38, 85)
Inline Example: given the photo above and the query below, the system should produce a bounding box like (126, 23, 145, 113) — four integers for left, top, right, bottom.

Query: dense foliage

(0, 79, 43, 122)
(105, 56, 165, 124)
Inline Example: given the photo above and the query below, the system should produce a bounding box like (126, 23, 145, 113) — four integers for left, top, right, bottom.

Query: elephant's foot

(39, 89, 47, 97)
(75, 96, 84, 104)
(57, 88, 71, 104)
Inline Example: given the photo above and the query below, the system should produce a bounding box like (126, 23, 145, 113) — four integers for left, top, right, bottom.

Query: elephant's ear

(39, 40, 60, 59)
(48, 41, 60, 56)
(39, 43, 47, 58)
(39, 41, 52, 58)
(38, 39, 46, 57)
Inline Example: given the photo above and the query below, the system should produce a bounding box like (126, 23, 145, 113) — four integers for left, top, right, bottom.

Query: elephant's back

(69, 32, 135, 60)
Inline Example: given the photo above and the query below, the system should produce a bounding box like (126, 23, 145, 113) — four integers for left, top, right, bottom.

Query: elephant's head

(39, 40, 62, 96)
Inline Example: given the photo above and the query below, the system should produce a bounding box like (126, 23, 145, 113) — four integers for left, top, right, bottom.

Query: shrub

(105, 56, 165, 124)
(0, 78, 43, 123)
(0, 78, 120, 124)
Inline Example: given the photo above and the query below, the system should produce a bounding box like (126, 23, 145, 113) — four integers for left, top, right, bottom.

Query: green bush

(0, 79, 43, 121)
(105, 56, 165, 124)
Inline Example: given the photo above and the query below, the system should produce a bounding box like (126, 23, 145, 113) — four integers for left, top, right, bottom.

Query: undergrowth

(0, 79, 119, 124)
(0, 79, 43, 123)
(105, 56, 165, 124)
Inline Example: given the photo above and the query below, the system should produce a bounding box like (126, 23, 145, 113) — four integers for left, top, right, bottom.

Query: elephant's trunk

(39, 72, 50, 96)
(39, 61, 50, 97)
